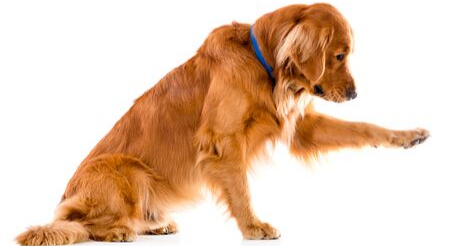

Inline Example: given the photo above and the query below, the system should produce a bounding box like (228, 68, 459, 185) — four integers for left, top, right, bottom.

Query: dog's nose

(346, 88, 357, 100)
(314, 85, 324, 96)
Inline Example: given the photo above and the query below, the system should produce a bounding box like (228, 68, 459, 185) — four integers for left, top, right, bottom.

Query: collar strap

(250, 26, 275, 81)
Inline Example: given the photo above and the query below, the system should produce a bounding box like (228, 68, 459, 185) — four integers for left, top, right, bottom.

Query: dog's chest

(277, 92, 311, 144)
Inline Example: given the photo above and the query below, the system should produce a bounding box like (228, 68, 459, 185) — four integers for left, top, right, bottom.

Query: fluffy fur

(17, 3, 429, 245)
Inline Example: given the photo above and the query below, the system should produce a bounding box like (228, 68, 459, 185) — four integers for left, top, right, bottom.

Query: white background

(1, 0, 469, 245)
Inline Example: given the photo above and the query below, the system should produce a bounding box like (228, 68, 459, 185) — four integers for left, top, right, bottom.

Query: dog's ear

(277, 24, 334, 83)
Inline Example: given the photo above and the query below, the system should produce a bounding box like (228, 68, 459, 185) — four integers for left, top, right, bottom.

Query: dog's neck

(252, 5, 306, 81)
(252, 7, 315, 143)
(250, 26, 275, 81)
(250, 22, 277, 82)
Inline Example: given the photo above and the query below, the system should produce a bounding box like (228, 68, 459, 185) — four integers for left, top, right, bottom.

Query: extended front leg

(291, 113, 429, 158)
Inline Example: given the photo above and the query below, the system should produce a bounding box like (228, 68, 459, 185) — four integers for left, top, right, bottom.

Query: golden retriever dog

(17, 3, 429, 245)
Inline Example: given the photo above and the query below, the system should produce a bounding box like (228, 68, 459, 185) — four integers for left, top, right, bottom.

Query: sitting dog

(17, 3, 429, 245)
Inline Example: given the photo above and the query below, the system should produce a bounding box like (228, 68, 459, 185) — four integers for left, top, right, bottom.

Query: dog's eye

(336, 54, 345, 61)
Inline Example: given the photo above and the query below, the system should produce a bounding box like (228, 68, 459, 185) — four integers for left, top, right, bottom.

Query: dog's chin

(314, 93, 348, 103)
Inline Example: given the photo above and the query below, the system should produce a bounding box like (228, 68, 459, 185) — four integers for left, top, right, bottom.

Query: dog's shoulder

(198, 22, 251, 58)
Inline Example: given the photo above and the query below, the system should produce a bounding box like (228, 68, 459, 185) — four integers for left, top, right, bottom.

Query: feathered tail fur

(16, 220, 88, 246)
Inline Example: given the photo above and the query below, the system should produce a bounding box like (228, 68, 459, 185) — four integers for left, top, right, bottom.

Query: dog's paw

(241, 222, 280, 240)
(95, 227, 137, 242)
(390, 128, 430, 149)
(144, 222, 178, 235)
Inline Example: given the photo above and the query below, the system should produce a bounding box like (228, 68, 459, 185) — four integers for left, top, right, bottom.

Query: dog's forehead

(332, 26, 353, 51)
(304, 3, 353, 49)
(330, 16, 353, 51)
(328, 13, 352, 47)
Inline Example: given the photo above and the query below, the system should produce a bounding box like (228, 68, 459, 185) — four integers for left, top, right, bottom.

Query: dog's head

(260, 3, 356, 103)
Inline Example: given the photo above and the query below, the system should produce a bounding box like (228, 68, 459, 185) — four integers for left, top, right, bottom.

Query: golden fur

(16, 3, 429, 245)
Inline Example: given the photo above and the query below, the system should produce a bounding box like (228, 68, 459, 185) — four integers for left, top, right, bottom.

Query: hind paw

(94, 226, 137, 242)
(144, 221, 178, 235)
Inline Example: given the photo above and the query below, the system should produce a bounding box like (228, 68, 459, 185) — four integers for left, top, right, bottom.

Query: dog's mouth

(313, 85, 356, 103)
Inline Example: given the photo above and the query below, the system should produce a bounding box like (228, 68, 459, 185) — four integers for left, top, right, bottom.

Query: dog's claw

(409, 138, 421, 147)
(242, 222, 280, 240)
(401, 129, 430, 149)
(408, 136, 428, 148)
(390, 128, 430, 149)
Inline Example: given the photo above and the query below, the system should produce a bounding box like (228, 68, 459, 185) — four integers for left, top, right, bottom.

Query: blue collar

(250, 26, 275, 81)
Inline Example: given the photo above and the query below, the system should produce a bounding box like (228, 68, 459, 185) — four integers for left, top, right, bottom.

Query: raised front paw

(390, 128, 430, 149)
(241, 222, 280, 240)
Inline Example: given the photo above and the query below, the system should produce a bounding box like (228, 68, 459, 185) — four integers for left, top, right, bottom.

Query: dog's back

(63, 23, 259, 201)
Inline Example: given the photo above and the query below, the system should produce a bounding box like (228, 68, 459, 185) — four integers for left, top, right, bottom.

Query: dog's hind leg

(57, 154, 173, 243)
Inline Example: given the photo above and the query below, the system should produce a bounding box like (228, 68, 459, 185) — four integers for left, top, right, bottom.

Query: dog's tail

(16, 220, 89, 246)
(16, 198, 90, 246)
